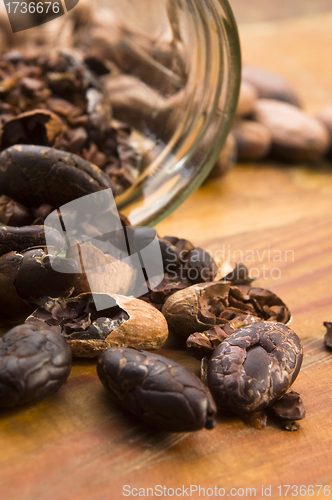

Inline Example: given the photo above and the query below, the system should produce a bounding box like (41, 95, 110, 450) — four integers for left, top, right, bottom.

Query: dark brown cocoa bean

(0, 225, 64, 256)
(15, 248, 79, 301)
(97, 347, 217, 432)
(0, 144, 113, 207)
(207, 322, 303, 415)
(182, 247, 218, 284)
(0, 323, 72, 408)
(0, 247, 80, 315)
(162, 282, 291, 338)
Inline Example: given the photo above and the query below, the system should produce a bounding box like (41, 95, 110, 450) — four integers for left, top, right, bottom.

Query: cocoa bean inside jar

(0, 0, 241, 226)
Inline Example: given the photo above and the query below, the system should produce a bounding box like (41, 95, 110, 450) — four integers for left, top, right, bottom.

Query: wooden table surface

(2, 11, 332, 500)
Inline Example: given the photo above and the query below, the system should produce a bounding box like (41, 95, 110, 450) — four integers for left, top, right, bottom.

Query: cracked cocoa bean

(97, 347, 217, 432)
(0, 247, 79, 315)
(0, 323, 72, 408)
(162, 282, 291, 338)
(207, 321, 303, 415)
(27, 293, 169, 357)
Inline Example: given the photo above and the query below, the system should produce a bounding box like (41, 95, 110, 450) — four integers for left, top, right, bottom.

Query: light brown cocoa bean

(206, 133, 237, 180)
(316, 106, 332, 158)
(253, 99, 329, 162)
(232, 120, 272, 161)
(242, 66, 302, 107)
(235, 81, 257, 118)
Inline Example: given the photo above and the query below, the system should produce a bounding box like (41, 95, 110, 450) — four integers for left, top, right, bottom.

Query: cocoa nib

(269, 391, 306, 422)
(0, 323, 72, 408)
(97, 347, 216, 432)
(323, 322, 332, 349)
(220, 262, 256, 287)
(207, 322, 303, 415)
(0, 225, 64, 257)
(0, 247, 80, 316)
(186, 325, 235, 360)
(27, 294, 129, 342)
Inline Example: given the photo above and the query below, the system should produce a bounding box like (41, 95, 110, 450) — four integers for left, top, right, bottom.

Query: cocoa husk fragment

(0, 109, 64, 149)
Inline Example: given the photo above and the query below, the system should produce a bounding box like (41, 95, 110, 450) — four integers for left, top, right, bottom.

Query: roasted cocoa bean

(0, 247, 80, 315)
(0, 323, 72, 408)
(235, 81, 257, 118)
(97, 347, 217, 432)
(242, 66, 302, 107)
(0, 225, 64, 256)
(0, 144, 112, 207)
(207, 322, 303, 415)
(254, 99, 329, 162)
(232, 120, 272, 161)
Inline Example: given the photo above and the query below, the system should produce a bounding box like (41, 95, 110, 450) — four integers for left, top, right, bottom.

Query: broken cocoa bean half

(162, 281, 291, 338)
(0, 247, 79, 316)
(26, 293, 169, 357)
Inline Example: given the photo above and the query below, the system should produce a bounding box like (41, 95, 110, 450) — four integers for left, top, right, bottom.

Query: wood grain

(2, 11, 332, 500)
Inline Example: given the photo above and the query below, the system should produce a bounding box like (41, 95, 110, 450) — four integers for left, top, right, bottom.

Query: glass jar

(94, 0, 241, 226)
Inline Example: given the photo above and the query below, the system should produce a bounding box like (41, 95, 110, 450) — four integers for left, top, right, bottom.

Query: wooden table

(2, 11, 332, 500)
